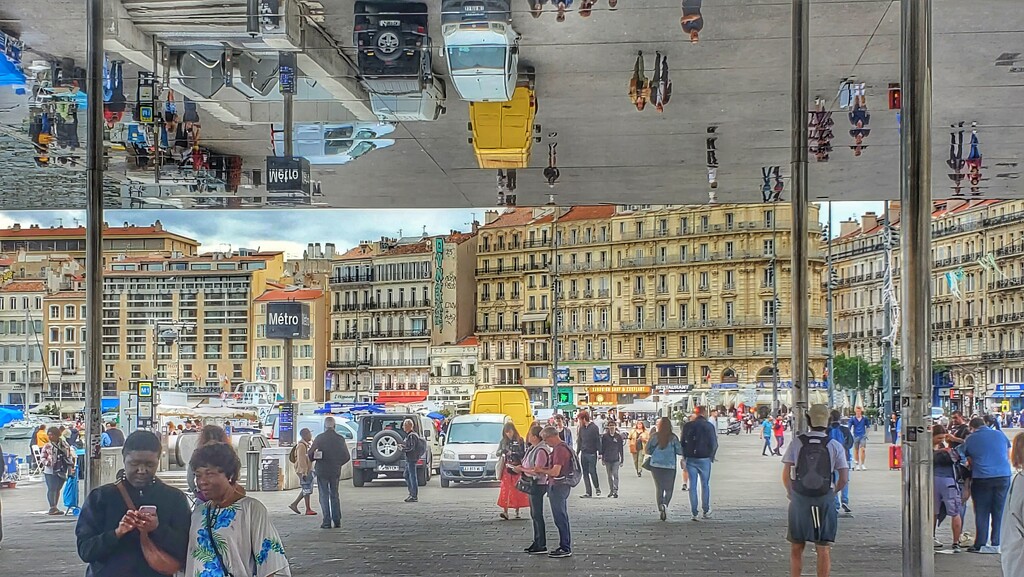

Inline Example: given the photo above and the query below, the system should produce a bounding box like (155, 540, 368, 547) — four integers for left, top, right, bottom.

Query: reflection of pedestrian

(948, 122, 966, 195)
(528, 0, 546, 18)
(545, 143, 560, 187)
(651, 52, 672, 113)
(761, 166, 783, 202)
(629, 51, 650, 111)
(579, 0, 594, 17)
(966, 126, 983, 194)
(103, 59, 126, 128)
(706, 129, 718, 189)
(809, 99, 834, 162)
(849, 94, 870, 156)
(681, 0, 704, 43)
(555, 0, 573, 22)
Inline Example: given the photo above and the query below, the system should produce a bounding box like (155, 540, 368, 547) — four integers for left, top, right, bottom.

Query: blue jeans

(317, 475, 341, 527)
(685, 458, 712, 516)
(529, 486, 547, 549)
(834, 471, 850, 509)
(547, 483, 572, 552)
(971, 476, 1010, 548)
(404, 462, 419, 499)
(580, 452, 600, 495)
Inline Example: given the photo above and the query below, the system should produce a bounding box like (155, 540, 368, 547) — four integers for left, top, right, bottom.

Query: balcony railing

(373, 358, 430, 367)
(330, 274, 374, 284)
(525, 353, 550, 361)
(327, 359, 371, 369)
(428, 375, 477, 385)
(366, 329, 431, 339)
(476, 324, 521, 334)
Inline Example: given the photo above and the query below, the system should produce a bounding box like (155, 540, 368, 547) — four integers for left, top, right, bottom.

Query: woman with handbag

(187, 442, 291, 577)
(42, 426, 74, 515)
(497, 422, 531, 520)
(628, 421, 649, 477)
(516, 424, 552, 555)
(646, 417, 684, 521)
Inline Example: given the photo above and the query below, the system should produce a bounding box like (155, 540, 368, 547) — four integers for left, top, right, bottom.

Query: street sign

(137, 380, 154, 429)
(278, 51, 297, 94)
(136, 71, 156, 124)
(278, 402, 295, 446)
(266, 301, 311, 339)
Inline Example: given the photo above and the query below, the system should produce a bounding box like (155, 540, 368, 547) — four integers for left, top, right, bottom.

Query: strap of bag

(205, 505, 234, 577)
(115, 479, 136, 511)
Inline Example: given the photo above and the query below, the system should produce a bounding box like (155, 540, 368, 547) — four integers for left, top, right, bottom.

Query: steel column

(827, 202, 835, 408)
(283, 93, 294, 157)
(85, 0, 105, 495)
(900, 0, 934, 575)
(790, 0, 810, 433)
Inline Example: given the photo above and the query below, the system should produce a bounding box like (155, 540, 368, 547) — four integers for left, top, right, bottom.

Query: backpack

(554, 443, 582, 488)
(828, 425, 854, 453)
(52, 442, 73, 478)
(793, 435, 833, 497)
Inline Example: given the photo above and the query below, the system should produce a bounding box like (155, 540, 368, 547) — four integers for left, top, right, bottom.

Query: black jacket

(76, 479, 191, 577)
(577, 422, 601, 454)
(681, 417, 719, 460)
(599, 432, 625, 463)
(309, 429, 351, 479)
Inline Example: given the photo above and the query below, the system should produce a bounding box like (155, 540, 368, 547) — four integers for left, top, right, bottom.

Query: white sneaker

(861, 464, 867, 471)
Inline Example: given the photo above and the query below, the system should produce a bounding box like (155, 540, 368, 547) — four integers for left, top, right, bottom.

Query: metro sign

(266, 301, 311, 339)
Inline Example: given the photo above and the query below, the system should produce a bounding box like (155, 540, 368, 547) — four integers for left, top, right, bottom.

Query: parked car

(467, 83, 539, 169)
(272, 122, 396, 164)
(439, 413, 510, 487)
(351, 413, 435, 487)
(441, 0, 522, 102)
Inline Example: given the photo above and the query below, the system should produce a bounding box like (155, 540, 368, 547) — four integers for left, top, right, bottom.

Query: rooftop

(0, 221, 198, 244)
(0, 280, 47, 292)
(254, 288, 324, 302)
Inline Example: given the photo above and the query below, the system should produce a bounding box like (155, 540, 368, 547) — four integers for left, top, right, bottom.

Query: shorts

(299, 472, 315, 495)
(853, 435, 868, 450)
(788, 491, 838, 546)
(934, 476, 962, 519)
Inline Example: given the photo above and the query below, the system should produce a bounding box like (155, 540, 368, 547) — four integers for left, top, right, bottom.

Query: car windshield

(447, 46, 505, 72)
(446, 421, 505, 444)
(348, 141, 377, 159)
(334, 424, 354, 439)
(324, 139, 353, 155)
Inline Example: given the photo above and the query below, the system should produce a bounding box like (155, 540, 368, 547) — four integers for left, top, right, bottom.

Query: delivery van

(470, 387, 531, 436)
(467, 84, 540, 169)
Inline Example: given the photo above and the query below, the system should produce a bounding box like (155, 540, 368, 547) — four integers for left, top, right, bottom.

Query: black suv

(351, 413, 432, 487)
(354, 1, 432, 83)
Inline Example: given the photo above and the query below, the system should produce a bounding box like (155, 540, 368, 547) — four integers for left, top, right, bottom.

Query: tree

(832, 354, 874, 391)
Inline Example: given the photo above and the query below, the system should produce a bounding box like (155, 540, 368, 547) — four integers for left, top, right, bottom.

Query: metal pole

(827, 202, 835, 408)
(84, 0, 105, 496)
(283, 338, 294, 403)
(900, 0, 934, 574)
(152, 37, 160, 183)
(790, 0, 810, 433)
(283, 93, 294, 157)
(772, 206, 780, 416)
(550, 211, 560, 410)
(882, 201, 894, 419)
(24, 307, 31, 415)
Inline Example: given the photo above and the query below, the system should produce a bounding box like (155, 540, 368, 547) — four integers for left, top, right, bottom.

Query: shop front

(990, 384, 1024, 413)
(586, 385, 650, 408)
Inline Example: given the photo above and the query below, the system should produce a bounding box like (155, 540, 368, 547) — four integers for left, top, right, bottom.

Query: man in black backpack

(681, 406, 718, 521)
(827, 410, 854, 516)
(400, 419, 426, 503)
(782, 404, 850, 577)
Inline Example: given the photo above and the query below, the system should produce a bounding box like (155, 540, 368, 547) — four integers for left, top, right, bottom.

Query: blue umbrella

(426, 412, 445, 421)
(0, 52, 26, 89)
(0, 407, 23, 427)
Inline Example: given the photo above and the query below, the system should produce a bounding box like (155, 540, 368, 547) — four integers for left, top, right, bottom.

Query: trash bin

(246, 449, 262, 492)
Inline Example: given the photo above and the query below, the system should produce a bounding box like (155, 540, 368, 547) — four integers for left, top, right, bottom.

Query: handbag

(115, 481, 183, 576)
(516, 474, 535, 494)
(641, 454, 653, 471)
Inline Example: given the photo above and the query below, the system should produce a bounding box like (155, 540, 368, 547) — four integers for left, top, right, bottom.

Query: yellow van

(466, 85, 540, 169)
(470, 387, 532, 437)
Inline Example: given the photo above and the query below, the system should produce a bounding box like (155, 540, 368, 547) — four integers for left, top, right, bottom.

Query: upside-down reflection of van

(467, 84, 540, 169)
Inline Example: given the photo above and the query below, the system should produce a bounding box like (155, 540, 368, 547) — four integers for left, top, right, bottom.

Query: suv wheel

(417, 466, 429, 487)
(440, 476, 450, 488)
(352, 469, 365, 487)
(373, 30, 405, 62)
(371, 429, 404, 464)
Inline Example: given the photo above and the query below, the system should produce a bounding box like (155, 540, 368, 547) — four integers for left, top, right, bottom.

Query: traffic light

(829, 268, 839, 289)
(888, 83, 902, 110)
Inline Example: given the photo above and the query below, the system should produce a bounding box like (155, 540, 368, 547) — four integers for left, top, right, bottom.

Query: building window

(65, 305, 76, 319)
(49, 305, 60, 320)
(619, 365, 647, 385)
(65, 327, 76, 343)
(763, 332, 775, 351)
(233, 364, 243, 378)
(131, 364, 141, 379)
(50, 350, 60, 368)
(49, 327, 60, 343)
(208, 364, 218, 378)
(104, 364, 115, 379)
(763, 239, 775, 256)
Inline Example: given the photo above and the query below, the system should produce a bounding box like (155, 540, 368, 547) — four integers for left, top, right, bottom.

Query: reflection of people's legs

(580, 453, 595, 495)
(548, 142, 557, 168)
(508, 169, 517, 191)
(634, 52, 644, 81)
(653, 52, 663, 90)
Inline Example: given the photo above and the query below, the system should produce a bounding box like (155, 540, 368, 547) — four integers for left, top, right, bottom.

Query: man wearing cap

(782, 404, 850, 577)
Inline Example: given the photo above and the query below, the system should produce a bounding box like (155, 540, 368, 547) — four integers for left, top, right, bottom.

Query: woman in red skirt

(497, 422, 531, 519)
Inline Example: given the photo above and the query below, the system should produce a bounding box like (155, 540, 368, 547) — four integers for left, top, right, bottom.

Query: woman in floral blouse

(186, 442, 290, 577)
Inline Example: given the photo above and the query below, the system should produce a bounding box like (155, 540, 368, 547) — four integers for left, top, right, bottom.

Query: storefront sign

(266, 155, 311, 193)
(588, 386, 649, 394)
(593, 367, 610, 382)
(656, 384, 693, 394)
(590, 392, 618, 406)
(555, 367, 569, 383)
(266, 301, 311, 339)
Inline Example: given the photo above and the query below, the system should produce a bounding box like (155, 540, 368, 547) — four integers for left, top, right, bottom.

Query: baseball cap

(807, 404, 830, 428)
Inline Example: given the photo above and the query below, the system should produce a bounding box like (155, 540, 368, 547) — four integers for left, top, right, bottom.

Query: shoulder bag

(115, 481, 183, 576)
(204, 504, 235, 577)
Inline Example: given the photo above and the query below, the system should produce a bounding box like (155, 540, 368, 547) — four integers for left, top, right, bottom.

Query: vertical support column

(283, 337, 294, 403)
(790, 0, 810, 432)
(826, 202, 835, 408)
(900, 0, 934, 575)
(550, 211, 560, 410)
(882, 201, 894, 420)
(85, 0, 105, 495)
(283, 92, 294, 157)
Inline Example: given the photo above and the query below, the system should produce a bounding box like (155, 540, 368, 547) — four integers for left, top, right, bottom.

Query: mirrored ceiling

(0, 0, 1021, 210)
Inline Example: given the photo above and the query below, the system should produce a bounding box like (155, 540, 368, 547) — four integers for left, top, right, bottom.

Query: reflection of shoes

(681, 14, 701, 23)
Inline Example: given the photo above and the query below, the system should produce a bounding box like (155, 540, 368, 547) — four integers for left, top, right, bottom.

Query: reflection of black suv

(354, 2, 432, 84)
(352, 413, 432, 487)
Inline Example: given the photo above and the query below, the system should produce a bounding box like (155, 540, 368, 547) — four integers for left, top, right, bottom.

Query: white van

(440, 0, 521, 102)
(439, 413, 511, 487)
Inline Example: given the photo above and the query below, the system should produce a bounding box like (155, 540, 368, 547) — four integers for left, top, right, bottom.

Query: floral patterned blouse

(186, 496, 290, 577)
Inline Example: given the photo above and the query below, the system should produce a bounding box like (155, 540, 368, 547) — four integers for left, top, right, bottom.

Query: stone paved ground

(0, 432, 1010, 576)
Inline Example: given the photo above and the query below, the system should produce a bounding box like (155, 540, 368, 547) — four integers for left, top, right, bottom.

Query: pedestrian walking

(628, 51, 650, 111)
(1001, 433, 1024, 576)
(187, 442, 291, 577)
(849, 406, 869, 469)
(650, 52, 672, 112)
(544, 142, 560, 187)
(628, 421, 649, 477)
(400, 419, 426, 503)
(827, 410, 854, 515)
(288, 428, 317, 516)
(681, 0, 704, 43)
(773, 415, 786, 456)
(101, 421, 126, 448)
(761, 416, 775, 456)
(646, 417, 684, 521)
(576, 410, 602, 498)
(932, 425, 964, 551)
(554, 413, 574, 448)
(41, 426, 74, 515)
(963, 416, 1012, 552)
(517, 424, 552, 555)
(600, 421, 625, 498)
(77, 431, 192, 577)
(497, 422, 530, 519)
(308, 416, 350, 528)
(783, 405, 850, 577)
(531, 426, 577, 558)
(681, 407, 718, 521)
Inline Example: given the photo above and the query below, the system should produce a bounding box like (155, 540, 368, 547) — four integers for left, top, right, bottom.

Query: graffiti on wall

(433, 237, 444, 327)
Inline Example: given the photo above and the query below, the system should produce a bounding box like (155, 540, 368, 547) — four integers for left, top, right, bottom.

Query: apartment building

(832, 199, 1024, 413)
(99, 250, 285, 397)
(252, 287, 329, 403)
(0, 280, 45, 407)
(475, 204, 828, 408)
(328, 232, 477, 403)
(0, 221, 199, 269)
(428, 336, 480, 407)
(41, 289, 89, 411)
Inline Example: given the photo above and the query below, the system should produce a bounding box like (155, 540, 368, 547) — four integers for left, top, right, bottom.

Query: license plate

(462, 466, 484, 472)
(379, 20, 401, 26)
(465, 5, 485, 10)
(378, 465, 400, 472)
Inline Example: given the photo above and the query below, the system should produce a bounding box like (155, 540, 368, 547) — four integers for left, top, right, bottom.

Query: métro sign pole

(266, 301, 310, 447)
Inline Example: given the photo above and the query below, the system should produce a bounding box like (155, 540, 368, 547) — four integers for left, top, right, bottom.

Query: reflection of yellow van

(467, 86, 540, 169)
(470, 387, 532, 437)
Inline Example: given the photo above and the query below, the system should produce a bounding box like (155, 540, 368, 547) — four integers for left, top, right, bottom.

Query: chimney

(11, 223, 20, 231)
(306, 243, 314, 259)
(314, 243, 322, 259)
(839, 219, 858, 238)
(153, 220, 163, 231)
(484, 210, 499, 225)
(472, 220, 480, 234)
(325, 243, 336, 259)
(861, 212, 878, 233)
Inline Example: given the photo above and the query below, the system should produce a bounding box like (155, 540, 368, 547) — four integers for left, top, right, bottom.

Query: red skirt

(497, 468, 531, 509)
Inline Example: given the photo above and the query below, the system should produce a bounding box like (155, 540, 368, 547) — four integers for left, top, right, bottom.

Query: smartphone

(138, 505, 157, 517)
(313, 450, 323, 460)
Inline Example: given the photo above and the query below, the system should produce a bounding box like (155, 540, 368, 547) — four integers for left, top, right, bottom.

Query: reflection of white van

(439, 413, 511, 487)
(440, 0, 521, 102)
(271, 122, 396, 165)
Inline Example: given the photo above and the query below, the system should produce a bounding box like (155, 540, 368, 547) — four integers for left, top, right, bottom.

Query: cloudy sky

(0, 202, 882, 257)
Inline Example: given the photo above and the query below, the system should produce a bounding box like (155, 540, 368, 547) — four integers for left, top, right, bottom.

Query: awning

(521, 312, 549, 322)
(989, 391, 1023, 399)
(376, 391, 429, 404)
